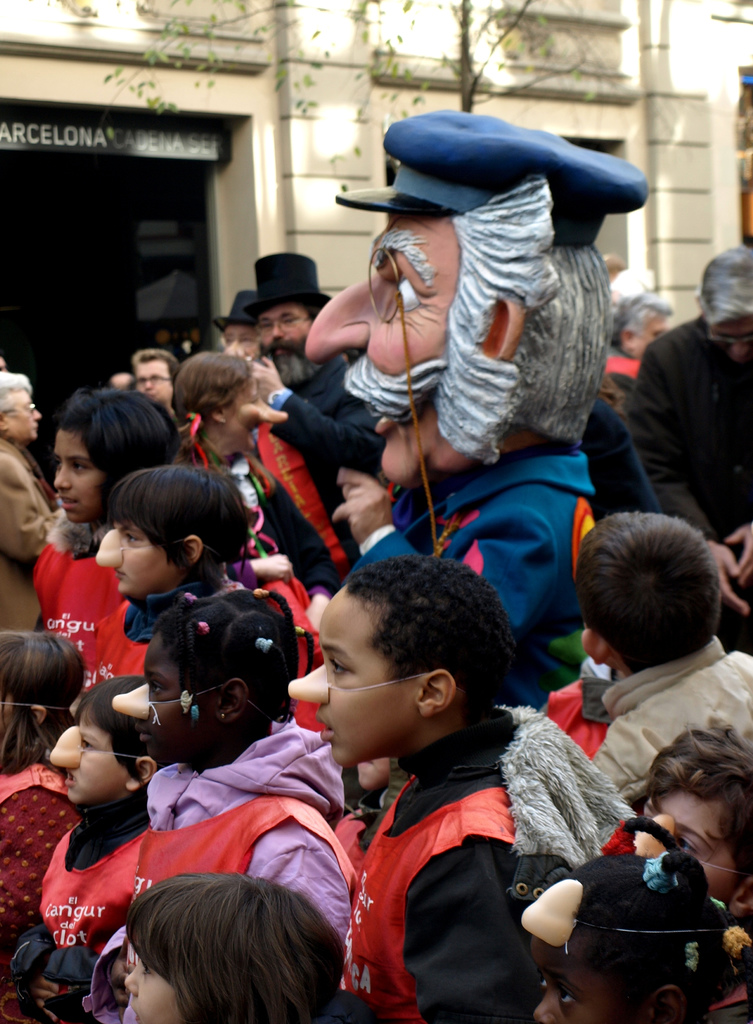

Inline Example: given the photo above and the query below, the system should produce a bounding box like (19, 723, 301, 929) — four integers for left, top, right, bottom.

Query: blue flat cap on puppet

(336, 110, 648, 245)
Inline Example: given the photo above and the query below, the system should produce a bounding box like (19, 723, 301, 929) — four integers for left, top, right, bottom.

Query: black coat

(271, 358, 384, 565)
(628, 318, 753, 541)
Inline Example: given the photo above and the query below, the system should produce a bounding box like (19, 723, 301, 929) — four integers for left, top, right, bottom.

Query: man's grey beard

(273, 350, 319, 388)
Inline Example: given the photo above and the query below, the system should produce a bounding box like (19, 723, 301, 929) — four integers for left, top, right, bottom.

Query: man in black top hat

(214, 289, 261, 362)
(246, 253, 384, 573)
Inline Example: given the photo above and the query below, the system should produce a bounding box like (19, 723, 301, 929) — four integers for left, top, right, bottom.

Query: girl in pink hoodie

(89, 588, 353, 1024)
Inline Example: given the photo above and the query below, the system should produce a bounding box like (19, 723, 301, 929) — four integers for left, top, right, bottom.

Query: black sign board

(0, 106, 231, 162)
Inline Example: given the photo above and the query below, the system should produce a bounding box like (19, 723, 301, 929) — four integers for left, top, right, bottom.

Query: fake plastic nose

(96, 530, 124, 569)
(521, 878, 584, 947)
(50, 726, 83, 769)
(634, 814, 676, 858)
(112, 683, 151, 720)
(288, 664, 329, 705)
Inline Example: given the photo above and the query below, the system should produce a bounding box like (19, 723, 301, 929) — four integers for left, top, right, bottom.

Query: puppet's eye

(398, 277, 420, 312)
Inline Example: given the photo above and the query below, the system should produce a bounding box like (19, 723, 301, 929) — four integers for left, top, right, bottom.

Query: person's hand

(708, 538, 751, 616)
(29, 969, 59, 1022)
(724, 523, 753, 589)
(306, 592, 330, 631)
(238, 399, 288, 430)
(333, 468, 392, 546)
(252, 554, 294, 584)
(251, 358, 285, 402)
(109, 940, 131, 1023)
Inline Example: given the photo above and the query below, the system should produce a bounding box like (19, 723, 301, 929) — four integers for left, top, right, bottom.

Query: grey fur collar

(48, 517, 107, 559)
(502, 705, 632, 867)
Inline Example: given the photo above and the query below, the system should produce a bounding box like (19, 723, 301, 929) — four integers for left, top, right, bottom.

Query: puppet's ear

(482, 300, 526, 361)
(521, 878, 583, 947)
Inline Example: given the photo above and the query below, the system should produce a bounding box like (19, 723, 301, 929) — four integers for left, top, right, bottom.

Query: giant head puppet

(308, 112, 647, 485)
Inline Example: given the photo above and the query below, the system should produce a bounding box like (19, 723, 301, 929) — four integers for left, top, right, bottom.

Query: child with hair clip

(12, 677, 157, 1024)
(92, 465, 249, 683)
(92, 588, 355, 1024)
(125, 874, 374, 1024)
(173, 352, 340, 630)
(37, 388, 179, 689)
(0, 632, 83, 1020)
(522, 816, 753, 1024)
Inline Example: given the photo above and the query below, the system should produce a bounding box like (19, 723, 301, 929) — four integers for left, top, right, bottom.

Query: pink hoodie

(88, 719, 350, 1024)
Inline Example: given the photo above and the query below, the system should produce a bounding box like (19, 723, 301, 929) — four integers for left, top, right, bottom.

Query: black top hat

(214, 290, 259, 331)
(244, 254, 330, 319)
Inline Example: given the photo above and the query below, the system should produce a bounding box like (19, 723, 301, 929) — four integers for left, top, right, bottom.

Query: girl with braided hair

(92, 588, 354, 1024)
(522, 817, 751, 1024)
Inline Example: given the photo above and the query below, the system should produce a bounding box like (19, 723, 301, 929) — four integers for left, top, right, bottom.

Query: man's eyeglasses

(6, 402, 36, 417)
(257, 316, 311, 338)
(136, 376, 172, 388)
(708, 328, 753, 346)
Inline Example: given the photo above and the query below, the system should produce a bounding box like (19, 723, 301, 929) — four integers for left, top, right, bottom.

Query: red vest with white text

(343, 784, 515, 1024)
(546, 679, 609, 760)
(94, 603, 146, 686)
(41, 833, 143, 953)
(133, 795, 356, 898)
(34, 547, 122, 690)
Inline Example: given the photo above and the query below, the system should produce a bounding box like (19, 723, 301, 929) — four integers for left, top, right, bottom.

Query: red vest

(257, 425, 350, 580)
(335, 814, 368, 878)
(34, 546, 122, 690)
(343, 784, 515, 1024)
(0, 763, 68, 803)
(605, 354, 641, 379)
(133, 795, 356, 898)
(546, 679, 609, 760)
(41, 833, 143, 953)
(94, 603, 146, 685)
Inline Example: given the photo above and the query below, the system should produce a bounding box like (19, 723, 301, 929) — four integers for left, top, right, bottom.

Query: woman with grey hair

(0, 372, 58, 628)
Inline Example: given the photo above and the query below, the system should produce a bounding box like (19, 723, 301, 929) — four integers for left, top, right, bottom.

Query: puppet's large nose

(96, 530, 124, 569)
(305, 282, 373, 363)
(50, 726, 83, 769)
(288, 664, 330, 705)
(112, 683, 151, 720)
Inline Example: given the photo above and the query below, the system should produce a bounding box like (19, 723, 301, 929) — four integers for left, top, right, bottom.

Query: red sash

(34, 546, 122, 690)
(257, 425, 350, 580)
(133, 795, 356, 898)
(547, 680, 609, 760)
(605, 354, 641, 378)
(343, 784, 515, 1024)
(94, 603, 146, 686)
(0, 764, 67, 803)
(41, 833, 143, 953)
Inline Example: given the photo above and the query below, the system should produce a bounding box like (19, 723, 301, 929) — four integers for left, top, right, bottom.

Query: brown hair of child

(127, 873, 343, 1024)
(0, 632, 83, 775)
(647, 727, 753, 875)
(576, 512, 720, 672)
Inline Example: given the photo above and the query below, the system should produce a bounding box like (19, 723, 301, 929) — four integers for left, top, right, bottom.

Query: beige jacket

(0, 438, 59, 629)
(593, 638, 753, 804)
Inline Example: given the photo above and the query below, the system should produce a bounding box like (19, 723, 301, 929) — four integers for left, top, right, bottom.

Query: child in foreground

(0, 633, 82, 1020)
(646, 728, 753, 1023)
(522, 817, 747, 1024)
(13, 677, 156, 1024)
(124, 874, 374, 1024)
(547, 512, 753, 803)
(298, 554, 630, 1024)
(93, 465, 248, 681)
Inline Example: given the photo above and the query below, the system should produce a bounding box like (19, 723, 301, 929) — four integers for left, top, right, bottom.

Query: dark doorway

(0, 149, 210, 469)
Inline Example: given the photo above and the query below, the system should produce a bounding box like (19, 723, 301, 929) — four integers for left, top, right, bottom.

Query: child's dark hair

(54, 388, 179, 515)
(575, 512, 720, 671)
(75, 677, 149, 780)
(107, 466, 249, 590)
(648, 728, 753, 875)
(570, 817, 733, 1024)
(0, 632, 82, 775)
(152, 589, 312, 723)
(127, 873, 343, 1024)
(344, 555, 515, 723)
